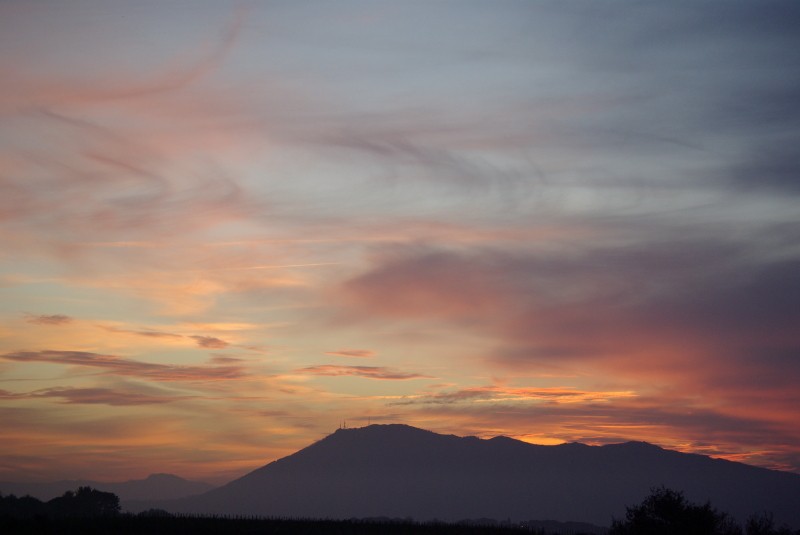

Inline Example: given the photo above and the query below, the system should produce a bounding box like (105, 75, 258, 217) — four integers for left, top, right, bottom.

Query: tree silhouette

(609, 486, 741, 535)
(46, 486, 120, 517)
(0, 493, 46, 518)
(745, 512, 799, 535)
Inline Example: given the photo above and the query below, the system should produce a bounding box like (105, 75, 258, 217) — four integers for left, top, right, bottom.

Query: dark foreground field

(0, 515, 577, 535)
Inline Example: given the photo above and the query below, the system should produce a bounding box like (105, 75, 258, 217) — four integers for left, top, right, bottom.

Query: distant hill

(0, 473, 213, 503)
(132, 425, 800, 527)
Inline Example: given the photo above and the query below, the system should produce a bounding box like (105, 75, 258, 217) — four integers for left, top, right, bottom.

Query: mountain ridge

(143, 424, 800, 527)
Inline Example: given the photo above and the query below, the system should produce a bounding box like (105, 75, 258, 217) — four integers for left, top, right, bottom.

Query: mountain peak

(333, 423, 431, 434)
(326, 424, 445, 445)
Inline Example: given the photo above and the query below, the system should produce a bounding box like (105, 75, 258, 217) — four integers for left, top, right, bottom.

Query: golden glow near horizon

(2, 1, 800, 483)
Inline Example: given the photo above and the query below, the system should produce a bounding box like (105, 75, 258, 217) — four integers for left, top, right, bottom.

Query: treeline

(3, 486, 800, 535)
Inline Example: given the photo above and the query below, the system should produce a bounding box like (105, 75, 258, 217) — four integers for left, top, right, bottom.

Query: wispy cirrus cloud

(299, 364, 430, 381)
(1, 350, 245, 382)
(0, 4, 247, 110)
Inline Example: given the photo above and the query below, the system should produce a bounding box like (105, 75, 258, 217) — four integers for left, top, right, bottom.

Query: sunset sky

(2, 1, 799, 485)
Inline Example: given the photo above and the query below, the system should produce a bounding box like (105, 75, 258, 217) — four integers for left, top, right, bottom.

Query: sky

(1, 0, 799, 485)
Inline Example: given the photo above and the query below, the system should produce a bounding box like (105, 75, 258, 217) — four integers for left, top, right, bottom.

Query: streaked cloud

(24, 314, 73, 326)
(16, 386, 184, 406)
(1, 350, 245, 382)
(191, 336, 230, 349)
(299, 365, 431, 381)
(324, 349, 376, 358)
(101, 325, 183, 339)
(403, 393, 800, 474)
(391, 385, 636, 406)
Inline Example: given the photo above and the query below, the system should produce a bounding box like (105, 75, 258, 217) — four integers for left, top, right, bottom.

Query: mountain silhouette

(0, 473, 213, 504)
(144, 425, 800, 527)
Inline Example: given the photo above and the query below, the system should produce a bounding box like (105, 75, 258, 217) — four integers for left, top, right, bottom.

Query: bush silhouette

(610, 486, 741, 535)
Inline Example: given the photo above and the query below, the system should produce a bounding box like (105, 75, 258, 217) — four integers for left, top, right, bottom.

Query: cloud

(101, 326, 236, 350)
(209, 355, 245, 365)
(342, 246, 509, 319)
(341, 237, 800, 368)
(25, 314, 72, 326)
(299, 364, 430, 381)
(0, 5, 247, 110)
(1, 350, 245, 382)
(0, 7, 267, 269)
(400, 393, 800, 472)
(2, 0, 799, 482)
(390, 385, 636, 406)
(101, 325, 183, 339)
(324, 349, 376, 358)
(31, 387, 183, 406)
(339, 236, 800, 443)
(191, 336, 230, 349)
